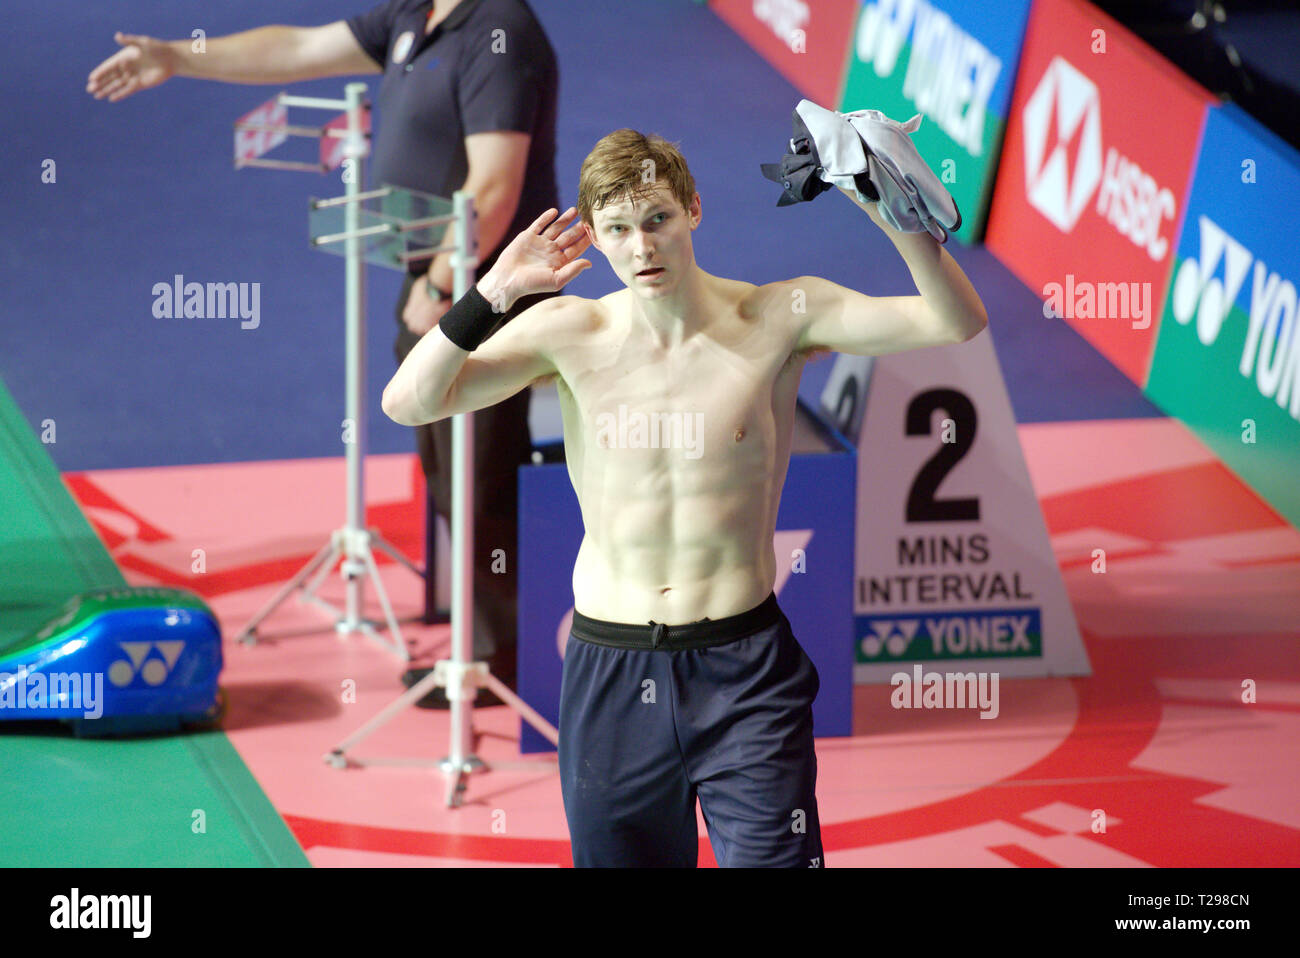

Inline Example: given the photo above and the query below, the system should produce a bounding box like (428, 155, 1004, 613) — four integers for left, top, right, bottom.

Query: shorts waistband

(570, 593, 782, 650)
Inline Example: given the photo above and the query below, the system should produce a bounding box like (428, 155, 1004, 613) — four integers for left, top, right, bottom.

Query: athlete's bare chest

(554, 326, 801, 473)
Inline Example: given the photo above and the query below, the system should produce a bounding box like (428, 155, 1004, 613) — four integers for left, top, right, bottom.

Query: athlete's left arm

(792, 187, 987, 356)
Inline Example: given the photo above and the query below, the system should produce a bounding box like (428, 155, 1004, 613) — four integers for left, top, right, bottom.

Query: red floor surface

(63, 418, 1300, 866)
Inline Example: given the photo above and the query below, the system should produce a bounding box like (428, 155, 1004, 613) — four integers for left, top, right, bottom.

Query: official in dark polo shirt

(347, 0, 561, 705)
(87, 2, 558, 706)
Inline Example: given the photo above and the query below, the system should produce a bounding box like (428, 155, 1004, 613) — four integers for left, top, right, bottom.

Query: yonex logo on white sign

(860, 611, 1040, 659)
(862, 619, 920, 658)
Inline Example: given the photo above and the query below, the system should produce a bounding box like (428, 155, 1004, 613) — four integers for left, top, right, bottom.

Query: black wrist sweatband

(438, 285, 499, 352)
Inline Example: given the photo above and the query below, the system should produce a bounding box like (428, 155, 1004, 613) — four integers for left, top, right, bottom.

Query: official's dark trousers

(393, 272, 539, 670)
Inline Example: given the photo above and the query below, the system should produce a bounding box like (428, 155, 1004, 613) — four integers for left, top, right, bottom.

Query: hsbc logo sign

(1023, 57, 1102, 232)
(1022, 56, 1176, 262)
(753, 0, 810, 48)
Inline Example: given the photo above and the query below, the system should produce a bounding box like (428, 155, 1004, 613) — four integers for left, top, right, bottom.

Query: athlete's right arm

(87, 22, 380, 101)
(382, 294, 578, 425)
(382, 207, 593, 426)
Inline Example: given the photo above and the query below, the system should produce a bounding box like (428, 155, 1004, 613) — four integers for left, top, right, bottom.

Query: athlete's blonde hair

(577, 129, 697, 226)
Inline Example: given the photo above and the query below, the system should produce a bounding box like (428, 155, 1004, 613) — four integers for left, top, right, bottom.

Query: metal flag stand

(230, 84, 419, 659)
(314, 169, 562, 810)
(230, 84, 559, 807)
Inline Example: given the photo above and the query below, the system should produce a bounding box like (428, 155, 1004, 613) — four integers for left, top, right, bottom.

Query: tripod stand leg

(328, 667, 445, 758)
(301, 532, 346, 602)
(360, 537, 409, 660)
(479, 672, 558, 746)
(438, 747, 484, 809)
(445, 769, 469, 808)
(370, 529, 424, 578)
(236, 539, 340, 643)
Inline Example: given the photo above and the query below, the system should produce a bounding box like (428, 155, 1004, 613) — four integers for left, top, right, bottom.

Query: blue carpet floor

(1, 0, 1159, 473)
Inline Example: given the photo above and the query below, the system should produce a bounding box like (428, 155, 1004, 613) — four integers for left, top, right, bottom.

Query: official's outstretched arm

(87, 23, 379, 101)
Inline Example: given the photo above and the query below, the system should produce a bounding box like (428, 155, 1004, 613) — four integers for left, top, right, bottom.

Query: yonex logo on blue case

(108, 641, 185, 688)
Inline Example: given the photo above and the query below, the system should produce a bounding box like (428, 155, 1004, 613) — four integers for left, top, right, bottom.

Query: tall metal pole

(235, 86, 419, 662)
(446, 190, 477, 776)
(342, 81, 368, 633)
(322, 185, 560, 798)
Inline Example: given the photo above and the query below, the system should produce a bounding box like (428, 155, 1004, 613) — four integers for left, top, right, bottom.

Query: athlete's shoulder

(754, 275, 836, 294)
(736, 275, 824, 317)
(756, 275, 846, 309)
(525, 294, 607, 335)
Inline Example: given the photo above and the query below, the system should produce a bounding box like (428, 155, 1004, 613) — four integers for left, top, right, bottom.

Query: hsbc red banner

(710, 0, 859, 107)
(984, 0, 1211, 386)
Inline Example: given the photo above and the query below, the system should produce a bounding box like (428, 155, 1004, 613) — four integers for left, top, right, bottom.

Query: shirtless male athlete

(382, 129, 987, 867)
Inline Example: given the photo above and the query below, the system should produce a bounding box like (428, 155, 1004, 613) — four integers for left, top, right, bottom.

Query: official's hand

(402, 279, 453, 337)
(87, 33, 178, 102)
(403, 282, 454, 337)
(480, 207, 592, 312)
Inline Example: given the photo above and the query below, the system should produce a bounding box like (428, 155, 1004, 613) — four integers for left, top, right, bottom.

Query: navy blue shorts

(558, 593, 824, 867)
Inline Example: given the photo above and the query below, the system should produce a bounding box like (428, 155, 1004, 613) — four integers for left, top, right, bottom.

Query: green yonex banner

(838, 0, 1033, 243)
(1145, 105, 1300, 529)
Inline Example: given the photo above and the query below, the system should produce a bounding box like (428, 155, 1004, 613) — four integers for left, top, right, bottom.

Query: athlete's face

(586, 183, 702, 299)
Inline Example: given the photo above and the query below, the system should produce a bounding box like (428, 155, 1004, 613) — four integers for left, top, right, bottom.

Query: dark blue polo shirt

(346, 0, 559, 276)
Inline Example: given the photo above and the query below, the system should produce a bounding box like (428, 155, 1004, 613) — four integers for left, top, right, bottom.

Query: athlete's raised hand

(480, 207, 592, 313)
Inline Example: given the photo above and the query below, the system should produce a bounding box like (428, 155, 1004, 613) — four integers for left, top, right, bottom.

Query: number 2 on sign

(905, 388, 979, 523)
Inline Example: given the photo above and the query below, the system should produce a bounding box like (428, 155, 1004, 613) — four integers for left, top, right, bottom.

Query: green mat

(0, 730, 309, 867)
(0, 378, 308, 867)
(0, 379, 125, 643)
